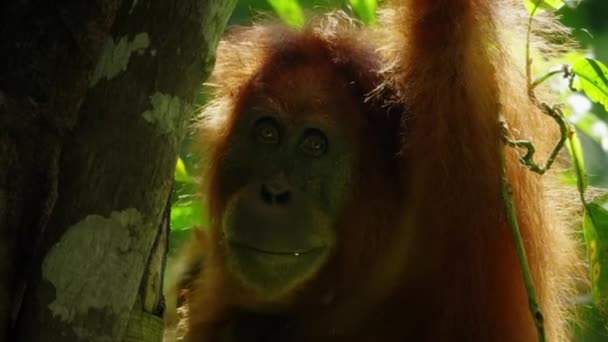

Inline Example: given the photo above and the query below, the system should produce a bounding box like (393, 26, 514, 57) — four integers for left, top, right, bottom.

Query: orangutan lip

(229, 241, 324, 256)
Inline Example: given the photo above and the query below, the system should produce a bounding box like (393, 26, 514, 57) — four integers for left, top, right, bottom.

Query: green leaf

(583, 201, 608, 305)
(168, 227, 193, 257)
(600, 194, 608, 211)
(560, 169, 578, 187)
(573, 298, 608, 340)
(523, 0, 565, 14)
(576, 128, 608, 188)
(349, 0, 377, 25)
(174, 157, 194, 184)
(573, 58, 608, 112)
(267, 0, 305, 28)
(567, 130, 589, 193)
(170, 198, 208, 231)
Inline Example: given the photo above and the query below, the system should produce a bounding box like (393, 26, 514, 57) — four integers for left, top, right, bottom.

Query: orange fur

(378, 1, 581, 340)
(164, 1, 583, 341)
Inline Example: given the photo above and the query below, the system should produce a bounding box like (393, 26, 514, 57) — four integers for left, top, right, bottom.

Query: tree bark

(0, 0, 236, 341)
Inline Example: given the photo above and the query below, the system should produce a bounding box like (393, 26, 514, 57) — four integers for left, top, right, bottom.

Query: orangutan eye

(254, 117, 280, 144)
(300, 129, 328, 157)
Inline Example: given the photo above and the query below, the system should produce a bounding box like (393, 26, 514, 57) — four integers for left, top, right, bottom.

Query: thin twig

(503, 104, 570, 175)
(525, 4, 539, 90)
(499, 117, 546, 342)
(530, 67, 565, 91)
(498, 2, 557, 341)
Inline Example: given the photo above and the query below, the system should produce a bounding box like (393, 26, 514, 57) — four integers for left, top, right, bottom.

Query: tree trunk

(0, 0, 236, 341)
